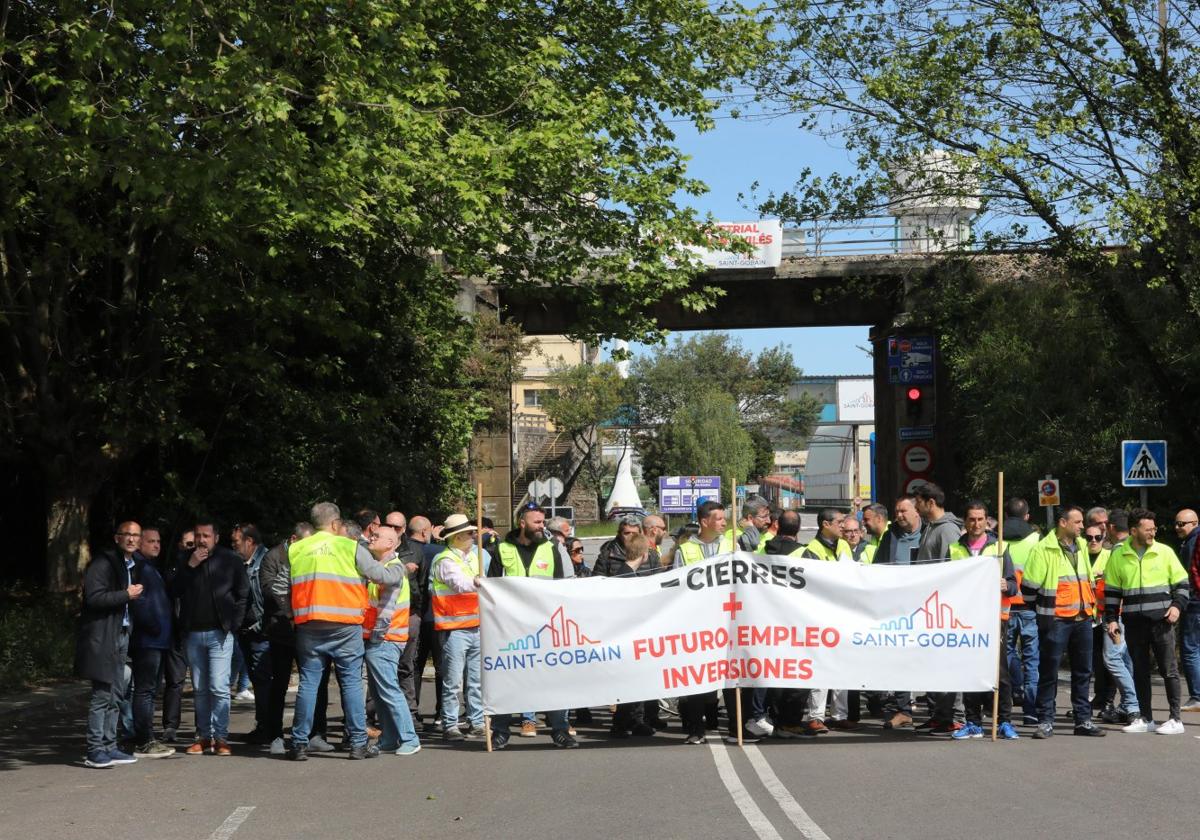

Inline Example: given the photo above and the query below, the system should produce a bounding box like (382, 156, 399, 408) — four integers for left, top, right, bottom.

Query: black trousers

(395, 614, 424, 717)
(1123, 615, 1181, 721)
(678, 691, 718, 737)
(265, 638, 329, 740)
(613, 701, 645, 731)
(414, 618, 444, 720)
(161, 635, 188, 732)
(963, 639, 1013, 725)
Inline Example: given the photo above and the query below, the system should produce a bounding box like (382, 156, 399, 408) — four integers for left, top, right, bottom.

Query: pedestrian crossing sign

(1121, 440, 1167, 487)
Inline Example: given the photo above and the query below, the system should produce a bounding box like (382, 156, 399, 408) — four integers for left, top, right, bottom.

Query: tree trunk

(46, 492, 91, 592)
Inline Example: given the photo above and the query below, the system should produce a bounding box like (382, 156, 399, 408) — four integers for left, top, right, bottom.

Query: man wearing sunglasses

(1173, 508, 1200, 712)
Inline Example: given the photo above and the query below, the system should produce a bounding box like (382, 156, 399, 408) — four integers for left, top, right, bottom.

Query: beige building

(512, 336, 595, 426)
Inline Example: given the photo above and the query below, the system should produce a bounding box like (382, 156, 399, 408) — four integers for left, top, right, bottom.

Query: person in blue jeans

(1173, 509, 1200, 711)
(75, 523, 145, 768)
(170, 520, 249, 756)
(362, 525, 421, 755)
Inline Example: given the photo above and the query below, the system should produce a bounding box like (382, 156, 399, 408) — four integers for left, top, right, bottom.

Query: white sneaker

(234, 689, 256, 703)
(1122, 717, 1157, 733)
(1154, 718, 1185, 735)
(745, 717, 775, 738)
(269, 737, 286, 755)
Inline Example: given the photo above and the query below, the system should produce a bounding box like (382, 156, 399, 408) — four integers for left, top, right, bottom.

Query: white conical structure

(604, 340, 644, 516)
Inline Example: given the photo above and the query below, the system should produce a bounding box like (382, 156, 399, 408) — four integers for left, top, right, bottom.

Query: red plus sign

(722, 593, 744, 621)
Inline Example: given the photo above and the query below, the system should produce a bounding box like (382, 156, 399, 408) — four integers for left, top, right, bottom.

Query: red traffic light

(906, 387, 922, 401)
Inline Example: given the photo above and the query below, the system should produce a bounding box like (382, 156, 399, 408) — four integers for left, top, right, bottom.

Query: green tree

(756, 0, 1200, 459)
(0, 2, 764, 587)
(629, 333, 820, 486)
(541, 361, 627, 514)
(654, 389, 756, 501)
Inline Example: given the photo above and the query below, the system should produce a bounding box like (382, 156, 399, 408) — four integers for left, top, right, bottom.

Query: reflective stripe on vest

(497, 541, 555, 577)
(1103, 541, 1187, 618)
(363, 556, 412, 643)
(1090, 548, 1111, 607)
(289, 531, 368, 626)
(431, 548, 480, 630)
(677, 537, 736, 566)
(1024, 534, 1096, 619)
(949, 539, 1009, 620)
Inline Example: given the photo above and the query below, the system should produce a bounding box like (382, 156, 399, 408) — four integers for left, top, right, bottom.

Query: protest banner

(479, 553, 1000, 715)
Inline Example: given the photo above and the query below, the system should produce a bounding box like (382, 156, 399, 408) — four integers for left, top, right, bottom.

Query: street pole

(1044, 474, 1054, 531)
(1140, 487, 1148, 509)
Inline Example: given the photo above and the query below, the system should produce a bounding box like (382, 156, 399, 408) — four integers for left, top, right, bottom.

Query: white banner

(479, 553, 1001, 715)
(687, 220, 782, 269)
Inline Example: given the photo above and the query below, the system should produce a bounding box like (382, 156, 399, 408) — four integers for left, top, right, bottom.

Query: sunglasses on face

(1085, 534, 1104, 542)
(1176, 521, 1197, 527)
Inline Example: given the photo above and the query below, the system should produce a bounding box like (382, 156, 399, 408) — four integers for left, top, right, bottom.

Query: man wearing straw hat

(430, 514, 487, 743)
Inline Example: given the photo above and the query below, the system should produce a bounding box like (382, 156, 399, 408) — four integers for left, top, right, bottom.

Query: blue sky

(618, 113, 874, 377)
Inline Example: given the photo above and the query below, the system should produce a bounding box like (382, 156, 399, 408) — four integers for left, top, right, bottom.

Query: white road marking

(707, 739, 785, 840)
(208, 806, 255, 840)
(744, 745, 832, 840)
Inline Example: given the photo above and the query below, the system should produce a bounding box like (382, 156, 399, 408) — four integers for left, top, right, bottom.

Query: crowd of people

(72, 482, 1200, 767)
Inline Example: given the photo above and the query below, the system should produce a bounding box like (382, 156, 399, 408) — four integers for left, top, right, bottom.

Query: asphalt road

(1, 675, 1197, 840)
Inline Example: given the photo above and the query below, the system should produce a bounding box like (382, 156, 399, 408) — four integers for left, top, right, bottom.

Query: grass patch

(0, 584, 77, 691)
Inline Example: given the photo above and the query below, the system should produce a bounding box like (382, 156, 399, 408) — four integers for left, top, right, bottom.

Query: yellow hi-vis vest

(677, 536, 736, 565)
(497, 541, 556, 577)
(803, 537, 852, 562)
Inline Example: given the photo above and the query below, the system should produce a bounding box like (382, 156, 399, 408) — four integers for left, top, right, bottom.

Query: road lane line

(208, 806, 255, 840)
(707, 740, 785, 840)
(744, 745, 832, 840)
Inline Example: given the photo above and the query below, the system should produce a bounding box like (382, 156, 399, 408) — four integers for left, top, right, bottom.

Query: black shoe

(631, 723, 655, 737)
(241, 729, 271, 745)
(289, 746, 308, 761)
(491, 731, 510, 751)
(1032, 724, 1054, 739)
(609, 726, 631, 739)
(424, 718, 444, 734)
(162, 729, 177, 744)
(348, 743, 380, 759)
(551, 730, 579, 749)
(1073, 722, 1106, 737)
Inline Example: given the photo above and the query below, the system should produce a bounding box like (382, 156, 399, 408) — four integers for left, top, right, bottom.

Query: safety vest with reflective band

(363, 555, 411, 643)
(497, 540, 556, 577)
(289, 531, 368, 626)
(1102, 540, 1189, 623)
(949, 537, 1010, 621)
(1005, 532, 1041, 609)
(803, 537, 852, 562)
(1019, 532, 1096, 619)
(431, 547, 481, 630)
(723, 527, 768, 554)
(677, 536, 736, 565)
(1089, 548, 1111, 606)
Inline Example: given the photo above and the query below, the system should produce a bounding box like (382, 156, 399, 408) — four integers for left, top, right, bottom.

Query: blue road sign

(887, 336, 935, 385)
(1121, 440, 1167, 487)
(659, 475, 721, 514)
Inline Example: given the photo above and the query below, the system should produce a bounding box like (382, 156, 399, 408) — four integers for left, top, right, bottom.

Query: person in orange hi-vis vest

(287, 501, 407, 762)
(431, 514, 488, 743)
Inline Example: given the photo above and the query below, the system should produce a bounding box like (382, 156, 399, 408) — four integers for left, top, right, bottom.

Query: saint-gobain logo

(500, 606, 601, 652)
(485, 606, 619, 672)
(852, 590, 989, 649)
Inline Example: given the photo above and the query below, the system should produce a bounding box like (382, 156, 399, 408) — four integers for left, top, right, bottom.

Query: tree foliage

(541, 361, 627, 511)
(651, 389, 756, 502)
(0, 1, 764, 586)
(755, 0, 1200, 508)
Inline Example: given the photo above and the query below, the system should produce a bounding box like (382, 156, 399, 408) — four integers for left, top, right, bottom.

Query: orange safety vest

(289, 531, 368, 626)
(431, 547, 480, 631)
(363, 555, 411, 643)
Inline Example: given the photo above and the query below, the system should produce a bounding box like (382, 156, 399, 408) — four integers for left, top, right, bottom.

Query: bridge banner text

(478, 553, 1001, 715)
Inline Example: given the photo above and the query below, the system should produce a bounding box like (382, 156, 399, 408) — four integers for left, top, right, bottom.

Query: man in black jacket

(387, 511, 426, 723)
(171, 519, 248, 756)
(76, 522, 146, 768)
(593, 516, 661, 577)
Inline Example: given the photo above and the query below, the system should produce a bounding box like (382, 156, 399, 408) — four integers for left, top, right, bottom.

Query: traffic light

(897, 382, 935, 427)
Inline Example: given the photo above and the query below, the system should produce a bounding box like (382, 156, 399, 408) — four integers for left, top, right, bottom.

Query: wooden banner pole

(731, 476, 744, 746)
(991, 471, 1004, 742)
(478, 483, 492, 753)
